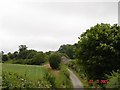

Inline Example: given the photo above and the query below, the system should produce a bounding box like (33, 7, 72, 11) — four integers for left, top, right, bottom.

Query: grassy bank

(43, 63, 73, 88)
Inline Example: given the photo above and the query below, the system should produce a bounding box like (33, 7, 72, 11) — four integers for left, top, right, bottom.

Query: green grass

(2, 63, 53, 89)
(55, 64, 73, 88)
(42, 63, 73, 88)
(2, 63, 73, 88)
(2, 63, 47, 81)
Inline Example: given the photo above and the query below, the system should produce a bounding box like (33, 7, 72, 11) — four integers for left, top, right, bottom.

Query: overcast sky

(0, 0, 118, 53)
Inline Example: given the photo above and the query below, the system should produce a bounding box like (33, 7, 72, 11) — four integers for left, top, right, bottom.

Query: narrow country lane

(67, 68, 84, 90)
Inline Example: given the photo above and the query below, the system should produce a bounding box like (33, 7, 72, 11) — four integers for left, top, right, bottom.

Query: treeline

(2, 44, 77, 65)
(2, 45, 51, 65)
(2, 45, 68, 70)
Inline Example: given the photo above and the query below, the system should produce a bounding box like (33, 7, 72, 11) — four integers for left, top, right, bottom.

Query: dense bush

(58, 44, 76, 59)
(4, 48, 48, 65)
(17, 50, 29, 59)
(76, 23, 120, 80)
(12, 59, 26, 64)
(28, 53, 47, 65)
(2, 55, 8, 61)
(49, 53, 61, 69)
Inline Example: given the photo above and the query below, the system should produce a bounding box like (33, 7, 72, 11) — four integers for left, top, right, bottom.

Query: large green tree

(76, 23, 120, 80)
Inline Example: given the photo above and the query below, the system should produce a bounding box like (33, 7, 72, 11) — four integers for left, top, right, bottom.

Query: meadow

(2, 63, 52, 89)
(2, 63, 73, 89)
(2, 63, 46, 81)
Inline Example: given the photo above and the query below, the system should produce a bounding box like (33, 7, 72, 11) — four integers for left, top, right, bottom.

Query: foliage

(19, 45, 27, 52)
(67, 60, 87, 81)
(60, 64, 70, 80)
(2, 63, 50, 81)
(44, 71, 56, 88)
(17, 50, 29, 59)
(27, 52, 47, 65)
(2, 55, 8, 61)
(49, 53, 61, 69)
(105, 70, 120, 88)
(54, 64, 73, 88)
(7, 52, 14, 59)
(7, 51, 19, 59)
(60, 67, 72, 88)
(26, 50, 37, 59)
(76, 23, 120, 80)
(58, 44, 76, 59)
(4, 45, 48, 65)
(2, 71, 51, 89)
(2, 72, 51, 89)
(67, 62, 88, 88)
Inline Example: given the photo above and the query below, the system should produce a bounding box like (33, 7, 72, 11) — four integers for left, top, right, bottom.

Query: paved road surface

(67, 68, 84, 90)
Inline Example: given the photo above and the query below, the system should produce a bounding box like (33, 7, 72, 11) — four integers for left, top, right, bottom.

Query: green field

(2, 63, 53, 88)
(2, 63, 73, 89)
(2, 63, 47, 81)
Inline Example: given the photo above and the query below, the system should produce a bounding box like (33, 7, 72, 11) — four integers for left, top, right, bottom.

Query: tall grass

(44, 63, 73, 88)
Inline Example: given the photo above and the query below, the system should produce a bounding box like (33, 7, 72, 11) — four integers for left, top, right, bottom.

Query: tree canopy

(76, 23, 120, 80)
